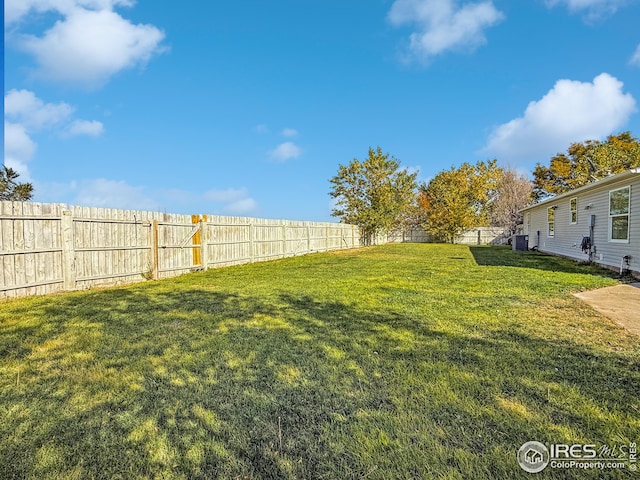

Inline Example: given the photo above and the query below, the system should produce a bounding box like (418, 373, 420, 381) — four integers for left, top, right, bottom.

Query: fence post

(307, 225, 311, 253)
(200, 215, 208, 270)
(477, 229, 481, 245)
(192, 214, 201, 266)
(151, 220, 159, 280)
(61, 210, 76, 291)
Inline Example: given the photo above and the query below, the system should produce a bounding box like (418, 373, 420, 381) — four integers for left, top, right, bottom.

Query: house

(520, 168, 640, 277)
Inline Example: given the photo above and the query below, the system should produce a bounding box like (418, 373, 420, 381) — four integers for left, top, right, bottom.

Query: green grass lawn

(1, 244, 639, 479)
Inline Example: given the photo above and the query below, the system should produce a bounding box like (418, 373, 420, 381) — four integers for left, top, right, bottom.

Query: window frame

(570, 197, 577, 224)
(547, 207, 555, 237)
(608, 186, 630, 243)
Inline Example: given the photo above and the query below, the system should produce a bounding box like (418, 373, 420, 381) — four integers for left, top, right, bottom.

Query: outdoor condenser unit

(513, 235, 529, 252)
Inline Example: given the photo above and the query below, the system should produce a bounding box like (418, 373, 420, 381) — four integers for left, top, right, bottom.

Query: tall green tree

(329, 147, 418, 244)
(418, 160, 502, 243)
(532, 132, 640, 201)
(0, 166, 34, 201)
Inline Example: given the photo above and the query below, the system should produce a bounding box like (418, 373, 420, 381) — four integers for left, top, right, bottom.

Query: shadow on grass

(1, 285, 639, 479)
(469, 246, 620, 278)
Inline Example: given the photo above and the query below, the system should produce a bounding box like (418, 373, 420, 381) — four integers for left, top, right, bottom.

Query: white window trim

(608, 186, 630, 243)
(570, 197, 577, 225)
(547, 207, 555, 237)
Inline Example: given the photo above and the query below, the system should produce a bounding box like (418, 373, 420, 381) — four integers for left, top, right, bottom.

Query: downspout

(588, 214, 595, 263)
(588, 223, 594, 263)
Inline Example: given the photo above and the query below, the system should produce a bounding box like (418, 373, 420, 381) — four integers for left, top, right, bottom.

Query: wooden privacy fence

(387, 227, 431, 243)
(387, 226, 509, 245)
(454, 227, 510, 245)
(0, 201, 362, 299)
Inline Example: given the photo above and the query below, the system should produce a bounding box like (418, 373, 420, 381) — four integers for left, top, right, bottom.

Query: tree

(0, 166, 34, 201)
(329, 147, 418, 244)
(490, 169, 533, 236)
(532, 132, 640, 201)
(418, 160, 502, 243)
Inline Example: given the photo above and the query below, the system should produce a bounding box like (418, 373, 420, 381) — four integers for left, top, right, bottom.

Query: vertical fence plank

(249, 222, 255, 263)
(151, 219, 159, 280)
(282, 223, 287, 258)
(61, 210, 76, 291)
(1, 202, 16, 297)
(200, 215, 208, 270)
(23, 203, 36, 293)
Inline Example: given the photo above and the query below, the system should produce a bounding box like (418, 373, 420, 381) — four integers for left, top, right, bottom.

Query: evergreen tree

(0, 166, 34, 201)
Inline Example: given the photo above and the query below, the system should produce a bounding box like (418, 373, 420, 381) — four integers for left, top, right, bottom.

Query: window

(609, 186, 630, 242)
(570, 197, 577, 224)
(547, 207, 555, 237)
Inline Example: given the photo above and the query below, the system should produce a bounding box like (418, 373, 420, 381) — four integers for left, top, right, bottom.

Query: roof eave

(520, 168, 640, 212)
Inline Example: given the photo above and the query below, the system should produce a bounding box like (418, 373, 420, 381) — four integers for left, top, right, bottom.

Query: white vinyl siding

(522, 174, 639, 275)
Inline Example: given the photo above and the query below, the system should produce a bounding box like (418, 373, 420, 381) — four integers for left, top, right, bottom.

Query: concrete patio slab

(573, 283, 640, 336)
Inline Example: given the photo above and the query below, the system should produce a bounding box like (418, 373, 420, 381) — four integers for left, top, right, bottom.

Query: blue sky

(4, 0, 640, 221)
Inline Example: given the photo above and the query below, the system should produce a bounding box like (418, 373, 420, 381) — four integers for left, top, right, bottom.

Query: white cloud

(255, 124, 269, 134)
(269, 142, 302, 162)
(387, 0, 504, 63)
(203, 187, 258, 215)
(5, 89, 74, 129)
(32, 179, 79, 202)
(5, 0, 135, 24)
(630, 44, 640, 67)
(545, 0, 626, 18)
(4, 89, 104, 137)
(4, 121, 38, 179)
(482, 73, 637, 164)
(281, 128, 299, 138)
(4, 90, 104, 136)
(5, 89, 102, 137)
(5, 0, 36, 25)
(223, 198, 258, 215)
(65, 119, 105, 137)
(4, 89, 104, 179)
(32, 180, 259, 214)
(74, 178, 159, 210)
(20, 8, 165, 87)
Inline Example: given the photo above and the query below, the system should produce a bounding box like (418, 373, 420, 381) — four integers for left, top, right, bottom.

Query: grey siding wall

(525, 177, 639, 274)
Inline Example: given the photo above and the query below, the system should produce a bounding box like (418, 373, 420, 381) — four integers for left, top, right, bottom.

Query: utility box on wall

(513, 235, 529, 252)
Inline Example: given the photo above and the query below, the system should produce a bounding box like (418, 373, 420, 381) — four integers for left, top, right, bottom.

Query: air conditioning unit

(512, 235, 529, 252)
